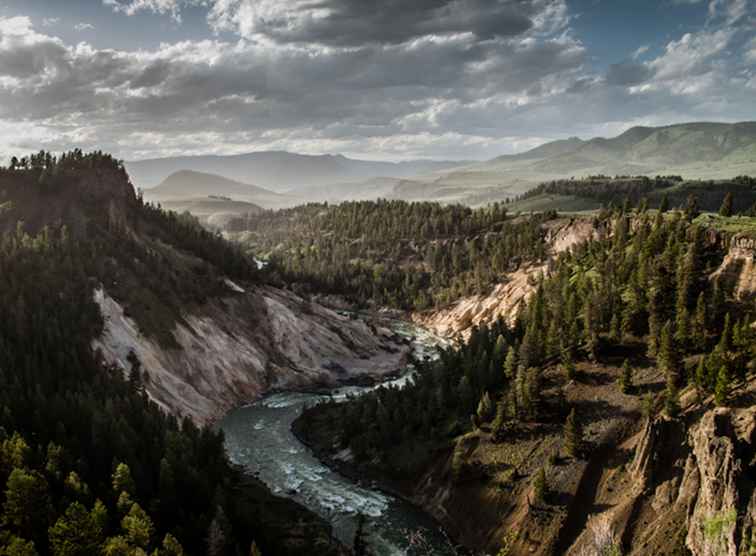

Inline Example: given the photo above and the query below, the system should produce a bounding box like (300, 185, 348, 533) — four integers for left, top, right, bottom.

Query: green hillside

(509, 175, 756, 214)
(398, 122, 756, 205)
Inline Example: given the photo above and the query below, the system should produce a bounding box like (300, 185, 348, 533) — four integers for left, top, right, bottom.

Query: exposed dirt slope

(94, 284, 409, 425)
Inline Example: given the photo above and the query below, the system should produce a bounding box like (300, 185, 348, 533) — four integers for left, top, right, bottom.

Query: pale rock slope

(711, 233, 756, 302)
(94, 285, 408, 424)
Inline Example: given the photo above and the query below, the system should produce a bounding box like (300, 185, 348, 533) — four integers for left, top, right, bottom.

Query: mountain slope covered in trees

(0, 150, 349, 555)
(296, 203, 756, 555)
(510, 175, 756, 214)
(227, 200, 552, 310)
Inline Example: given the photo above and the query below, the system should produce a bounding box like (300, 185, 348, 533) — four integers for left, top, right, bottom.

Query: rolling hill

(406, 121, 756, 205)
(126, 151, 469, 192)
(157, 196, 264, 228)
(143, 169, 300, 209)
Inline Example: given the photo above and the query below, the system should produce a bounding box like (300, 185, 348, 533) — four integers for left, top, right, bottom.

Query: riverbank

(220, 319, 462, 555)
(291, 401, 467, 554)
(233, 471, 349, 555)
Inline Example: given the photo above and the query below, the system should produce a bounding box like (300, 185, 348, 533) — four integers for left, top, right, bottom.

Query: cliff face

(711, 234, 756, 302)
(413, 217, 607, 339)
(588, 405, 756, 556)
(93, 284, 409, 425)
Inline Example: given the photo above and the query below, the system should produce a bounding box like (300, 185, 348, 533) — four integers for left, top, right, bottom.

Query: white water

(220, 322, 459, 555)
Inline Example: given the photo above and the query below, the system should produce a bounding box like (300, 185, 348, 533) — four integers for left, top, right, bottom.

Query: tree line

(517, 175, 756, 214)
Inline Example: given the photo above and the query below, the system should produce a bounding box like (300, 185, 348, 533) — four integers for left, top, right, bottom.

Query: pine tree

(491, 398, 507, 441)
(665, 381, 680, 418)
(525, 367, 543, 419)
(684, 194, 700, 221)
(717, 313, 732, 354)
(619, 359, 633, 394)
(2, 468, 51, 543)
(532, 467, 547, 506)
(0, 536, 36, 556)
(719, 192, 733, 217)
(564, 409, 582, 458)
(642, 393, 656, 419)
(609, 313, 621, 343)
(503, 347, 517, 381)
(694, 358, 707, 401)
(546, 318, 561, 358)
(659, 321, 681, 390)
(477, 391, 494, 423)
(515, 365, 530, 418)
(675, 307, 690, 348)
(561, 342, 577, 381)
(714, 365, 731, 406)
(493, 334, 507, 362)
(122, 503, 155, 550)
(112, 463, 135, 496)
(659, 193, 669, 213)
(711, 279, 726, 327)
(162, 534, 186, 556)
(48, 501, 105, 556)
(692, 291, 707, 347)
(587, 329, 600, 362)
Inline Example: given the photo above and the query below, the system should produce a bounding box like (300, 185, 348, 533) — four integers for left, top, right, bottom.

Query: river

(219, 321, 461, 555)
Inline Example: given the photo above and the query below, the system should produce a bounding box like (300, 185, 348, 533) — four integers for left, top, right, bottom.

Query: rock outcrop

(579, 406, 756, 556)
(94, 285, 409, 425)
(711, 233, 756, 302)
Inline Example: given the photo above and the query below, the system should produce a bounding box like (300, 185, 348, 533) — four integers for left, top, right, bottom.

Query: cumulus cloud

(0, 0, 750, 161)
(103, 0, 187, 21)
(74, 22, 96, 31)
(606, 60, 652, 86)
(206, 0, 541, 46)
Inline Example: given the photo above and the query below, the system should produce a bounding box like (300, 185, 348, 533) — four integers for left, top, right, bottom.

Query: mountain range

(126, 151, 469, 192)
(127, 122, 756, 209)
(406, 121, 756, 205)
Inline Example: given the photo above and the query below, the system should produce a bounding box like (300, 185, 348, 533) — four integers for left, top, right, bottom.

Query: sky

(0, 0, 753, 162)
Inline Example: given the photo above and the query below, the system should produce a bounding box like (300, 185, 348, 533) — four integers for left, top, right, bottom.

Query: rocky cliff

(572, 402, 756, 556)
(712, 233, 756, 302)
(93, 284, 409, 425)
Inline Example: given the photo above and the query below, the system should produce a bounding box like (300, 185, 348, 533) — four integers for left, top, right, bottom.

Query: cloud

(207, 0, 542, 46)
(632, 45, 649, 59)
(103, 0, 187, 21)
(606, 60, 652, 86)
(0, 0, 751, 162)
(706, 0, 751, 24)
(74, 22, 96, 32)
(746, 36, 756, 62)
(41, 17, 60, 28)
